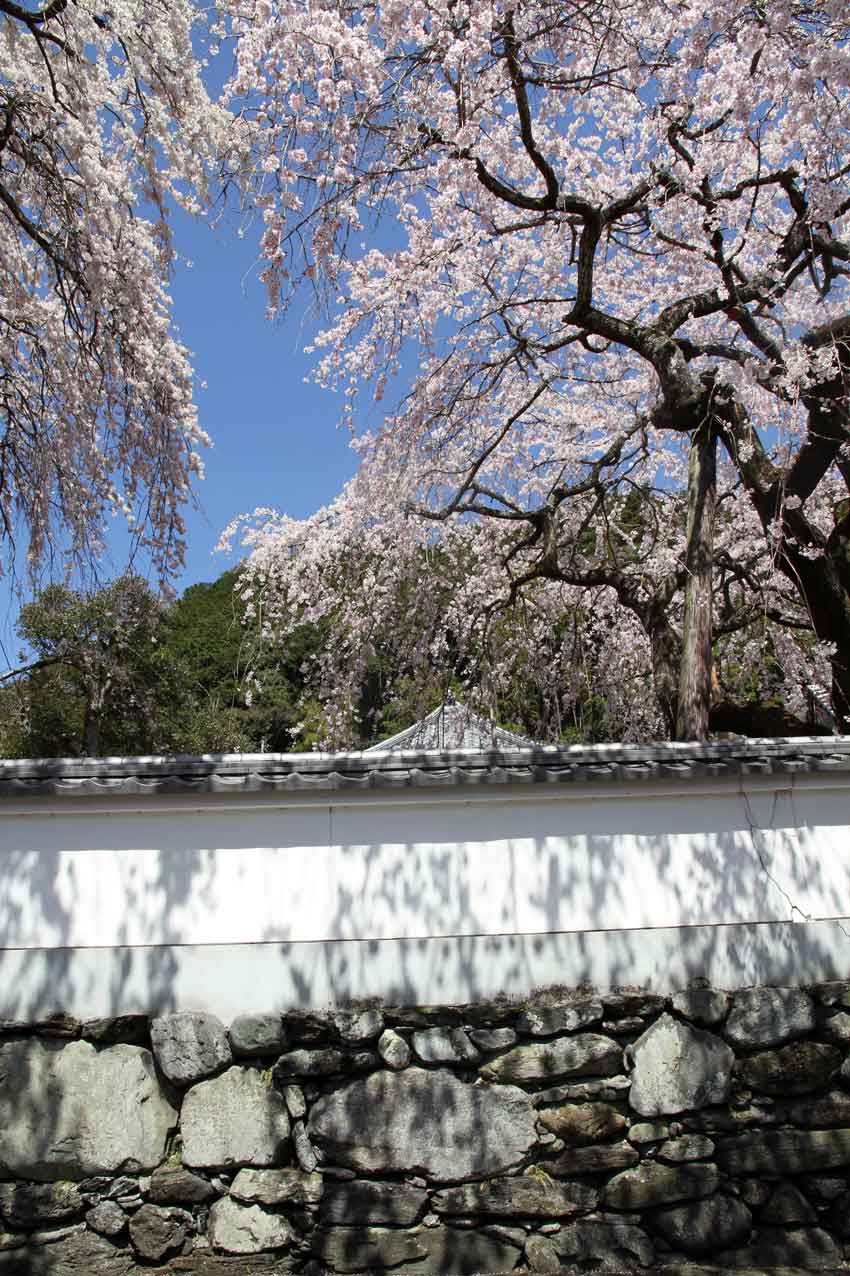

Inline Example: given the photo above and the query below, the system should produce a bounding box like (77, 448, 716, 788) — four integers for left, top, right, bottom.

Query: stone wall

(1, 984, 850, 1274)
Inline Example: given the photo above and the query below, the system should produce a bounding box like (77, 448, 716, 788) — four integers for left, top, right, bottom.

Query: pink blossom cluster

(224, 0, 848, 738)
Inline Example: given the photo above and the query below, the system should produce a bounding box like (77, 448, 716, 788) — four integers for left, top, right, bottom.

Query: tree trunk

(676, 425, 717, 740)
(781, 531, 850, 732)
(83, 682, 104, 757)
(648, 613, 681, 739)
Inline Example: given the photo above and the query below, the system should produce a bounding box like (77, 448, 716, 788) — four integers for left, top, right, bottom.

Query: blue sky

(0, 205, 358, 663)
(167, 206, 358, 586)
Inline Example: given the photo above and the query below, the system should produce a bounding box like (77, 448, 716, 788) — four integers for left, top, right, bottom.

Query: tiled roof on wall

(0, 737, 847, 799)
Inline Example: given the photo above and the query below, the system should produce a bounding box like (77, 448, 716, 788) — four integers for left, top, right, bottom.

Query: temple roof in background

(365, 699, 534, 753)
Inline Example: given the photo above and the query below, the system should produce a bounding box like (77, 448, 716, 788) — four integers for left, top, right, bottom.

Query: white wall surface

(0, 771, 848, 1016)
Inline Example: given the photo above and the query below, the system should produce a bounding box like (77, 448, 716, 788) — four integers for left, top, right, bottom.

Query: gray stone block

(716, 1127, 850, 1175)
(308, 1067, 537, 1180)
(547, 1219, 654, 1269)
(207, 1198, 294, 1255)
(823, 1010, 850, 1042)
(377, 1029, 410, 1069)
(0, 1040, 176, 1179)
(480, 1033, 622, 1085)
(411, 1027, 478, 1065)
(230, 1168, 322, 1207)
(670, 987, 730, 1026)
(292, 1120, 318, 1173)
(761, 1181, 818, 1224)
(603, 1162, 718, 1210)
(273, 1049, 347, 1079)
(181, 1067, 290, 1170)
(320, 1180, 426, 1225)
(148, 1166, 217, 1205)
(433, 1177, 598, 1218)
(547, 1140, 639, 1174)
(0, 1230, 133, 1275)
(282, 1085, 306, 1119)
(150, 1013, 232, 1086)
(404, 1224, 524, 1274)
(310, 1226, 427, 1271)
(828, 1189, 850, 1238)
(332, 1010, 384, 1043)
(467, 1027, 516, 1050)
(538, 1101, 625, 1145)
(629, 1014, 733, 1116)
(735, 1041, 841, 1095)
(84, 1200, 126, 1238)
(628, 1121, 669, 1144)
(656, 1134, 714, 1162)
(651, 1194, 752, 1256)
(716, 1225, 840, 1269)
(128, 1203, 188, 1262)
(516, 1000, 603, 1036)
(725, 987, 816, 1048)
(0, 1183, 83, 1228)
(229, 1015, 286, 1058)
(783, 1088, 850, 1127)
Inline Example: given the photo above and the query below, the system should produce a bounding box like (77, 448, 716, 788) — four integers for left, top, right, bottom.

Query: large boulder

(150, 1013, 232, 1086)
(181, 1067, 290, 1170)
(651, 1195, 752, 1256)
(670, 987, 730, 1027)
(735, 1042, 841, 1096)
(0, 1230, 134, 1275)
(319, 1181, 426, 1225)
(628, 1014, 733, 1116)
(229, 1015, 287, 1058)
(548, 1141, 639, 1175)
(0, 1040, 176, 1179)
(715, 1226, 840, 1269)
(310, 1228, 427, 1272)
(308, 1067, 537, 1180)
(128, 1204, 188, 1262)
(538, 1101, 625, 1144)
(312, 1225, 522, 1275)
(480, 1034, 621, 1085)
(0, 1182, 83, 1228)
(725, 987, 815, 1048)
(148, 1166, 217, 1206)
(207, 1198, 294, 1255)
(230, 1168, 323, 1208)
(716, 1128, 850, 1176)
(528, 1220, 654, 1270)
(433, 1177, 597, 1218)
(603, 1162, 719, 1210)
(515, 1001, 603, 1036)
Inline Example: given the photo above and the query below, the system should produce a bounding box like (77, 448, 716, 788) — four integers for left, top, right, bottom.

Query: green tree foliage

(11, 577, 175, 756)
(0, 571, 325, 758)
(0, 550, 830, 760)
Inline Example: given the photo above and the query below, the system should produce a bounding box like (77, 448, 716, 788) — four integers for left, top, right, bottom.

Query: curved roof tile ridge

(0, 736, 846, 799)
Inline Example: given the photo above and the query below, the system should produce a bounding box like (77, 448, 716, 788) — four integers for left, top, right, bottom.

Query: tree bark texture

(676, 426, 717, 741)
(648, 614, 681, 740)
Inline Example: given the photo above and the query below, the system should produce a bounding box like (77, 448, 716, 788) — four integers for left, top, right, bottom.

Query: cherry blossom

(0, 0, 244, 580)
(226, 0, 849, 738)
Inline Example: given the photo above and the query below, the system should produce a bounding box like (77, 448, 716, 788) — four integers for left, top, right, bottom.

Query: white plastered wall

(0, 770, 848, 1017)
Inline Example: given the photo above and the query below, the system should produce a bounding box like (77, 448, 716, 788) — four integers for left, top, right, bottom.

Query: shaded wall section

(0, 756, 848, 1018)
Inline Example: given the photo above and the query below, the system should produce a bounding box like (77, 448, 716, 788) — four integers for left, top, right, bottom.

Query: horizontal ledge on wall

(1, 766, 847, 817)
(1, 916, 849, 1020)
